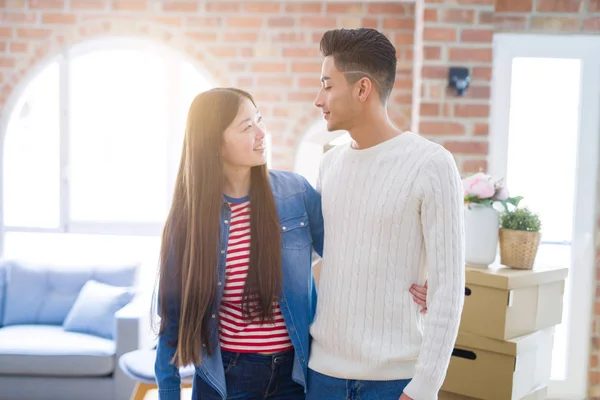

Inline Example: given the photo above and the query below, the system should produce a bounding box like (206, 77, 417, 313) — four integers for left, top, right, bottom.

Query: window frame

(490, 33, 600, 399)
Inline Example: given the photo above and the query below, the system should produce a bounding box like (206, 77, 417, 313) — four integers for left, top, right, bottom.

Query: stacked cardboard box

(440, 263, 568, 400)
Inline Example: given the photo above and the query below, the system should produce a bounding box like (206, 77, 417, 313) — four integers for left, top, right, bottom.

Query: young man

(307, 28, 465, 400)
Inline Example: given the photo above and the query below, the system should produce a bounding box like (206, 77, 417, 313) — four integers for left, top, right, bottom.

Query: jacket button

(224, 220, 229, 224)
(301, 358, 305, 363)
(300, 222, 305, 226)
(282, 226, 287, 231)
(221, 250, 225, 254)
(211, 314, 216, 319)
(217, 282, 222, 286)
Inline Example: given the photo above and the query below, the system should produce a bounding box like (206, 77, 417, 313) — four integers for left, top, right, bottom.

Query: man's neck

(348, 115, 403, 150)
(223, 165, 251, 199)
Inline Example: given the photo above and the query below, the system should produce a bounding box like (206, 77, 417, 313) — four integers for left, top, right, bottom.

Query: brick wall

(0, 0, 415, 170)
(419, 0, 600, 396)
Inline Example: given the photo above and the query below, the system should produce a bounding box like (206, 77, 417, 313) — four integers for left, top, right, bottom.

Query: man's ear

(357, 77, 373, 103)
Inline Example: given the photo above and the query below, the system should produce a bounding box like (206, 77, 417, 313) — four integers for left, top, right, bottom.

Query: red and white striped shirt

(218, 199, 293, 353)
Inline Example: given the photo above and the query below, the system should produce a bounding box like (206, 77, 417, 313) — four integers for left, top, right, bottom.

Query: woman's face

(221, 97, 268, 169)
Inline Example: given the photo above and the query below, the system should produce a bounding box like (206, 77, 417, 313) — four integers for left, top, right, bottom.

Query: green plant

(500, 207, 542, 232)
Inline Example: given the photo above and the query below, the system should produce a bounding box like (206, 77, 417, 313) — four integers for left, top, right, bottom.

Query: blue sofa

(0, 259, 152, 400)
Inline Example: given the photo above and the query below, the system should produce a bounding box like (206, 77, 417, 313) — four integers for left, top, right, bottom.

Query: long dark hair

(155, 88, 282, 367)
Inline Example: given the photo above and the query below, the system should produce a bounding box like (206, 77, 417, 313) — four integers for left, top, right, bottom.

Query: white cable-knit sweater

(308, 131, 465, 400)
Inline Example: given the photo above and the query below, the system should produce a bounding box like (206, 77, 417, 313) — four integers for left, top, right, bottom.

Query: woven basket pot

(499, 228, 541, 270)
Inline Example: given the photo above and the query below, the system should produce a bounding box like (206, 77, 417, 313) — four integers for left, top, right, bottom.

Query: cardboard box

(460, 263, 567, 340)
(441, 327, 555, 400)
(440, 385, 547, 400)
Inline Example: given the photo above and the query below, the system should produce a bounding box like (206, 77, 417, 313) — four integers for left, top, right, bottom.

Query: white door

(491, 34, 600, 400)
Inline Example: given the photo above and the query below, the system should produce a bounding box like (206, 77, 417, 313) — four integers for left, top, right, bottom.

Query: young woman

(154, 87, 428, 400)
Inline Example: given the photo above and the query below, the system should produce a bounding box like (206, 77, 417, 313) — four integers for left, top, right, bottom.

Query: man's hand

(410, 280, 428, 314)
(399, 392, 414, 400)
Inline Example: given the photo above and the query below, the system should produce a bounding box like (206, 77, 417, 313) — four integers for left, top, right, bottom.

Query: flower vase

(464, 204, 499, 268)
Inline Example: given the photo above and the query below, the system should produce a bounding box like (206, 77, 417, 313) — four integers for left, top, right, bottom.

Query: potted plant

(462, 172, 522, 268)
(499, 207, 542, 270)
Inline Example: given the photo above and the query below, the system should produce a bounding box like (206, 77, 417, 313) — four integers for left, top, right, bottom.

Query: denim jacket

(155, 170, 324, 400)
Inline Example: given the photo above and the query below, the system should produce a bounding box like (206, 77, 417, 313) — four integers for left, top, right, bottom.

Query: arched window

(0, 38, 215, 270)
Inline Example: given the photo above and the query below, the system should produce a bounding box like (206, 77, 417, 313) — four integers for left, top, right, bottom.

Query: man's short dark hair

(319, 28, 397, 103)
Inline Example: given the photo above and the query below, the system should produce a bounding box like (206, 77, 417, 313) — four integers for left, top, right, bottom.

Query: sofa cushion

(64, 280, 134, 340)
(2, 260, 138, 326)
(0, 325, 115, 376)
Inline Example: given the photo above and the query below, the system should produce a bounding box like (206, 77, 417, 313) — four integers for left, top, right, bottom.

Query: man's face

(314, 56, 357, 132)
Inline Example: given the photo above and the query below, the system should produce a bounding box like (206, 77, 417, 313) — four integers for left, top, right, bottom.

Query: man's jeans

(306, 368, 411, 400)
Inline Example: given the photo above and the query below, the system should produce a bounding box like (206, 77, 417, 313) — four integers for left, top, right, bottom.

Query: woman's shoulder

(268, 169, 309, 196)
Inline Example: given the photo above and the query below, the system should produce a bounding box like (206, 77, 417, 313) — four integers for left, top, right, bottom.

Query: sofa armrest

(114, 294, 154, 358)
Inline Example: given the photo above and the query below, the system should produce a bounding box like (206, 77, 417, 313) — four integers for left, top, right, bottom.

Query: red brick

(152, 16, 181, 27)
(583, 18, 600, 31)
(473, 67, 492, 80)
(420, 103, 440, 117)
(537, 0, 583, 12)
(271, 32, 305, 43)
(1, 12, 38, 23)
(284, 3, 322, 13)
(590, 0, 600, 12)
(253, 92, 283, 103)
(419, 121, 466, 135)
(424, 46, 442, 60)
(457, 0, 493, 4)
(10, 42, 28, 53)
(479, 11, 494, 24)
(288, 92, 317, 102)
(207, 47, 237, 58)
(393, 79, 413, 90)
(394, 33, 413, 45)
(461, 29, 493, 43)
(592, 354, 599, 368)
(300, 17, 336, 28)
(229, 62, 246, 72)
(111, 0, 147, 11)
(493, 15, 528, 30)
(185, 32, 218, 42)
(16, 28, 52, 39)
(0, 28, 12, 38)
(292, 62, 321, 73)
(268, 17, 295, 27)
(29, 0, 64, 9)
(363, 18, 378, 29)
(454, 104, 489, 118)
(531, 16, 580, 31)
(424, 9, 437, 22)
(70, 0, 106, 10)
(223, 32, 259, 42)
(444, 141, 488, 155)
(383, 18, 414, 30)
(0, 57, 15, 68)
(449, 47, 493, 62)
(244, 2, 280, 13)
(441, 9, 475, 23)
(296, 76, 319, 88)
(283, 47, 319, 58)
(258, 76, 294, 87)
(162, 1, 198, 12)
(42, 13, 76, 24)
(462, 159, 488, 173)
(0, 42, 5, 52)
(326, 3, 363, 13)
(474, 123, 489, 136)
(252, 63, 287, 73)
(466, 85, 491, 99)
(226, 17, 263, 28)
(187, 17, 222, 27)
(205, 2, 239, 12)
(422, 66, 447, 79)
(495, 0, 533, 11)
(367, 3, 407, 14)
(423, 27, 457, 42)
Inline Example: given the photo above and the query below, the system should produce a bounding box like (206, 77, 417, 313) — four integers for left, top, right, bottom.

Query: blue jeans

(192, 350, 305, 400)
(306, 368, 411, 400)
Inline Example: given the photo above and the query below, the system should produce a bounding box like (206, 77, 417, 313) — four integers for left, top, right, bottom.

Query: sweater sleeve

(403, 149, 465, 400)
